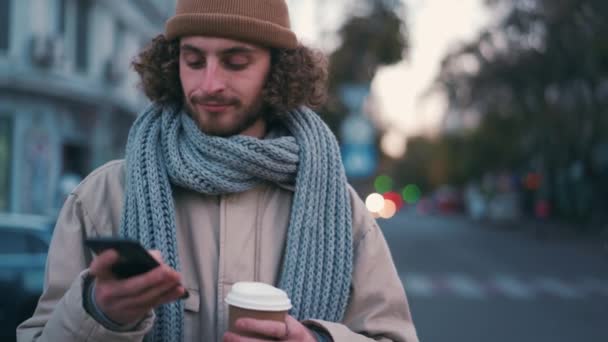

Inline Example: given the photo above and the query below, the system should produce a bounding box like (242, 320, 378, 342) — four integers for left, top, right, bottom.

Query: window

(58, 0, 67, 35)
(114, 20, 126, 51)
(62, 143, 89, 178)
(0, 116, 12, 212)
(0, 0, 10, 51)
(75, 0, 90, 72)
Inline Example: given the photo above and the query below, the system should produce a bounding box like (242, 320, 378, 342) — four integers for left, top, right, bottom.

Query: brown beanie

(165, 0, 298, 49)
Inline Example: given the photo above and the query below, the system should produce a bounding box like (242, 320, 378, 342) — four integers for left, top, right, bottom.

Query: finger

(127, 263, 181, 292)
(222, 331, 268, 342)
(284, 314, 299, 328)
(149, 284, 188, 307)
(285, 315, 308, 339)
(235, 318, 287, 340)
(96, 282, 185, 319)
(119, 279, 185, 309)
(111, 265, 181, 299)
(89, 250, 120, 280)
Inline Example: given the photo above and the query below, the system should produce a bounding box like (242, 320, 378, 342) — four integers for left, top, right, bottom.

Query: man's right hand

(89, 249, 188, 326)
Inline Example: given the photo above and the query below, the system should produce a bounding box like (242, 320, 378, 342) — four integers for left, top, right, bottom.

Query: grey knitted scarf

(120, 104, 353, 341)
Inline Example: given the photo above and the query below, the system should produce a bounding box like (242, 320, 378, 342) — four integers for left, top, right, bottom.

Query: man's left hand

(223, 315, 317, 341)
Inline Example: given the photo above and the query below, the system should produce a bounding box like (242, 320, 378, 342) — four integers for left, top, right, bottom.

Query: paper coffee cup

(225, 282, 292, 337)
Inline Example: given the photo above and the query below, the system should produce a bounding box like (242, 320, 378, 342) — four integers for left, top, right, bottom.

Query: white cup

(225, 282, 292, 337)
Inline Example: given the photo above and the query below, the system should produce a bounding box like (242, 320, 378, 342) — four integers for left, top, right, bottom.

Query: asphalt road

(379, 210, 608, 342)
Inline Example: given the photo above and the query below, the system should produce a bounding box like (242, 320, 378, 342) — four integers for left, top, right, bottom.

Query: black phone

(84, 237, 160, 279)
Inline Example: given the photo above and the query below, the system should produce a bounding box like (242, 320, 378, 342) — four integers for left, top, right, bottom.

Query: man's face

(179, 36, 271, 137)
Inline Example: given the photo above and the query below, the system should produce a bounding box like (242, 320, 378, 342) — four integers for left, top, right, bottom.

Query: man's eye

(225, 56, 250, 70)
(186, 60, 205, 68)
(183, 55, 205, 68)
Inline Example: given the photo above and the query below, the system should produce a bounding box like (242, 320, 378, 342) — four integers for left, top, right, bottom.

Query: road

(380, 211, 608, 342)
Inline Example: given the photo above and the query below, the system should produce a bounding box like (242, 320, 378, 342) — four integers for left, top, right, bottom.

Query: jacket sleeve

(304, 190, 419, 342)
(16, 194, 154, 342)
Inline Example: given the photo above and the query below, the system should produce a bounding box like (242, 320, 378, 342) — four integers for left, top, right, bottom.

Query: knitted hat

(165, 0, 298, 49)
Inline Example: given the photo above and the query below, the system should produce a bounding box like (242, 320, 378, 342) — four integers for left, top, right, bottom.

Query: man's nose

(200, 62, 227, 94)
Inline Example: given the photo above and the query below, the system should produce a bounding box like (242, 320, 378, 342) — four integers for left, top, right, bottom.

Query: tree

(435, 0, 608, 224)
(322, 0, 409, 135)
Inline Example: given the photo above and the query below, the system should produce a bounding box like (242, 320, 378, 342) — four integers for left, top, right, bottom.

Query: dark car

(0, 214, 54, 341)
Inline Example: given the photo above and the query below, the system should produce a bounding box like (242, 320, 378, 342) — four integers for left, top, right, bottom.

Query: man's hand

(223, 315, 317, 341)
(89, 249, 188, 325)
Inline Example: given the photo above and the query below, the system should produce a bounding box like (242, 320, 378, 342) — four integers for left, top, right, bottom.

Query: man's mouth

(198, 102, 233, 113)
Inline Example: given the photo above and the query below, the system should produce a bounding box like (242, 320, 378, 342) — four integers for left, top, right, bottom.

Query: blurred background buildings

(0, 0, 174, 216)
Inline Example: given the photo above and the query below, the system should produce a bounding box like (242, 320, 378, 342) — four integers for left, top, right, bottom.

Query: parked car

(433, 185, 464, 215)
(0, 214, 54, 341)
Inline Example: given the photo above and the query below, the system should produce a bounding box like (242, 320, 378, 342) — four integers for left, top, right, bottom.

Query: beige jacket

(17, 160, 418, 342)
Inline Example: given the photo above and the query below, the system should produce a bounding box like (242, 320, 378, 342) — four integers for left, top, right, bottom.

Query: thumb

(90, 249, 120, 280)
(149, 250, 163, 263)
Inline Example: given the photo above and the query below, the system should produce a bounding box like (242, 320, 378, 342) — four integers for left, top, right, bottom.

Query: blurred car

(488, 192, 522, 221)
(0, 214, 54, 341)
(433, 185, 464, 215)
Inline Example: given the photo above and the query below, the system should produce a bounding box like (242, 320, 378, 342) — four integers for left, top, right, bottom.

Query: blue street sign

(340, 114, 375, 145)
(341, 144, 377, 179)
(339, 84, 370, 113)
(338, 83, 377, 179)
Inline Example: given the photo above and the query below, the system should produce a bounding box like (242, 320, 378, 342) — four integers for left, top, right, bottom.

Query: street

(381, 211, 608, 342)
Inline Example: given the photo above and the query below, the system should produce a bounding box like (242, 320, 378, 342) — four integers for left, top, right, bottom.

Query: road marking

(399, 273, 607, 300)
(444, 273, 486, 299)
(490, 275, 535, 299)
(535, 277, 582, 299)
(401, 273, 435, 297)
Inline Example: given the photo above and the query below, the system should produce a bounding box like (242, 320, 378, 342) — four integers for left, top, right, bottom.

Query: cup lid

(225, 282, 292, 312)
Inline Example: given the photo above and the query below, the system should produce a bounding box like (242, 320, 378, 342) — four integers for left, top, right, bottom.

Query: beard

(184, 94, 265, 137)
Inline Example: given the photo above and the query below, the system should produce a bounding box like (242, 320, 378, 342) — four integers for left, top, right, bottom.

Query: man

(18, 0, 418, 341)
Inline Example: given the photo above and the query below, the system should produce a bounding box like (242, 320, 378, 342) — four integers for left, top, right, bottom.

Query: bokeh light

(365, 193, 385, 213)
(524, 172, 542, 190)
(402, 184, 421, 204)
(383, 191, 404, 210)
(380, 131, 406, 159)
(374, 175, 393, 194)
(378, 199, 397, 219)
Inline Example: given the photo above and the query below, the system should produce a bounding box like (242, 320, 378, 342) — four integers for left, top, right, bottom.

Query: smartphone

(84, 237, 160, 279)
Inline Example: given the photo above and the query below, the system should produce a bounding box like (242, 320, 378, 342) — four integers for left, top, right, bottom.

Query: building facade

(0, 0, 173, 215)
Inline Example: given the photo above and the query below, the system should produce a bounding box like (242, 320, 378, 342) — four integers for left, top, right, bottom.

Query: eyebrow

(180, 44, 257, 56)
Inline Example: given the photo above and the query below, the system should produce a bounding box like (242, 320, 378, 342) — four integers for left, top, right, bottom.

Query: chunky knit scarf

(120, 104, 353, 341)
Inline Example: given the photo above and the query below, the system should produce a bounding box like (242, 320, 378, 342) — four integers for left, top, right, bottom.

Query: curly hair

(132, 35, 328, 116)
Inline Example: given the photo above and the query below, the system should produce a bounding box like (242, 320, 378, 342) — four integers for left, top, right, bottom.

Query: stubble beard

(184, 96, 265, 137)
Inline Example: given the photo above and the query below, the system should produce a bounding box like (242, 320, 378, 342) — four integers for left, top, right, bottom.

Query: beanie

(165, 0, 298, 49)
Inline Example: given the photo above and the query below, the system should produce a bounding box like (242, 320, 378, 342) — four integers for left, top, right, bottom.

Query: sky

(287, 0, 491, 157)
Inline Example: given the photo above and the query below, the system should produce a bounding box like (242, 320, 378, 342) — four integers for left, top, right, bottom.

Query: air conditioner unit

(30, 34, 63, 68)
(104, 54, 126, 84)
